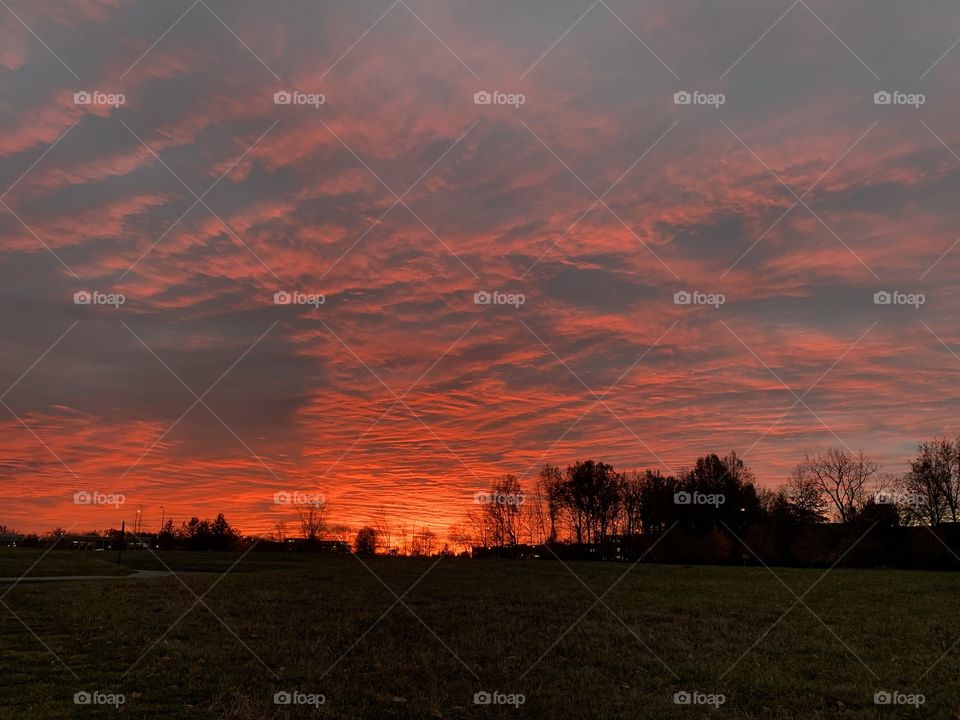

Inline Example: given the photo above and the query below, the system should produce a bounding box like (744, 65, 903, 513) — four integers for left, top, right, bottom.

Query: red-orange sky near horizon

(2, 0, 960, 538)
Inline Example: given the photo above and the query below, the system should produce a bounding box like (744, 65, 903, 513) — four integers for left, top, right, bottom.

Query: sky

(2, 0, 960, 537)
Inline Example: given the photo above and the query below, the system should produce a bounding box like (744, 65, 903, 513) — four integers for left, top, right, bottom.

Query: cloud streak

(2, 0, 960, 538)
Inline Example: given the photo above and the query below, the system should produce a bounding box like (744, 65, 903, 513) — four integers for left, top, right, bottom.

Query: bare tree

(539, 464, 565, 542)
(372, 507, 394, 553)
(411, 527, 437, 556)
(484, 474, 524, 546)
(466, 507, 491, 548)
(563, 460, 621, 543)
(621, 470, 645, 536)
(296, 499, 328, 541)
(397, 524, 411, 556)
(900, 437, 957, 526)
(447, 523, 474, 554)
(524, 480, 549, 545)
(793, 448, 879, 523)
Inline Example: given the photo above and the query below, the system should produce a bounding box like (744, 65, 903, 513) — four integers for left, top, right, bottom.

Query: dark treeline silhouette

(157, 514, 239, 551)
(460, 441, 960, 569)
(10, 437, 960, 568)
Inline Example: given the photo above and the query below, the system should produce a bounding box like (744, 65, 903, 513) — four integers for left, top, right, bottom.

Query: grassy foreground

(0, 549, 958, 719)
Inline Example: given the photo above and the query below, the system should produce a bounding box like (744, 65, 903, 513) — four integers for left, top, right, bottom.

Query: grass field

(0, 548, 957, 719)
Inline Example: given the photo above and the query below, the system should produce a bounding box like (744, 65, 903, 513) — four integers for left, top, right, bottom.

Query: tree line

(450, 437, 960, 552)
(12, 435, 960, 561)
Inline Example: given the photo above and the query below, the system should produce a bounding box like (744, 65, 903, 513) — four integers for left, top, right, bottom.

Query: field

(0, 549, 958, 719)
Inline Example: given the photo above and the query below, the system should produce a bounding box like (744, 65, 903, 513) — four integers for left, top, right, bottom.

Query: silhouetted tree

(635, 470, 682, 535)
(177, 514, 238, 550)
(780, 466, 829, 524)
(563, 460, 621, 543)
(447, 523, 474, 554)
(178, 517, 210, 549)
(373, 507, 394, 553)
(901, 437, 958, 526)
(158, 519, 176, 549)
(296, 499, 328, 543)
(852, 497, 900, 527)
(411, 528, 437, 556)
(465, 507, 492, 548)
(354, 527, 377, 555)
(538, 464, 566, 542)
(793, 448, 879, 523)
(209, 513, 239, 550)
(676, 452, 763, 534)
(485, 474, 524, 546)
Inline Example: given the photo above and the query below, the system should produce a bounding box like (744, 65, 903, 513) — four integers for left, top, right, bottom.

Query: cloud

(2, 0, 960, 537)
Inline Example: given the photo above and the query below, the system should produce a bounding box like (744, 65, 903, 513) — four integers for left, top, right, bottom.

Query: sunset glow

(3, 0, 960, 539)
